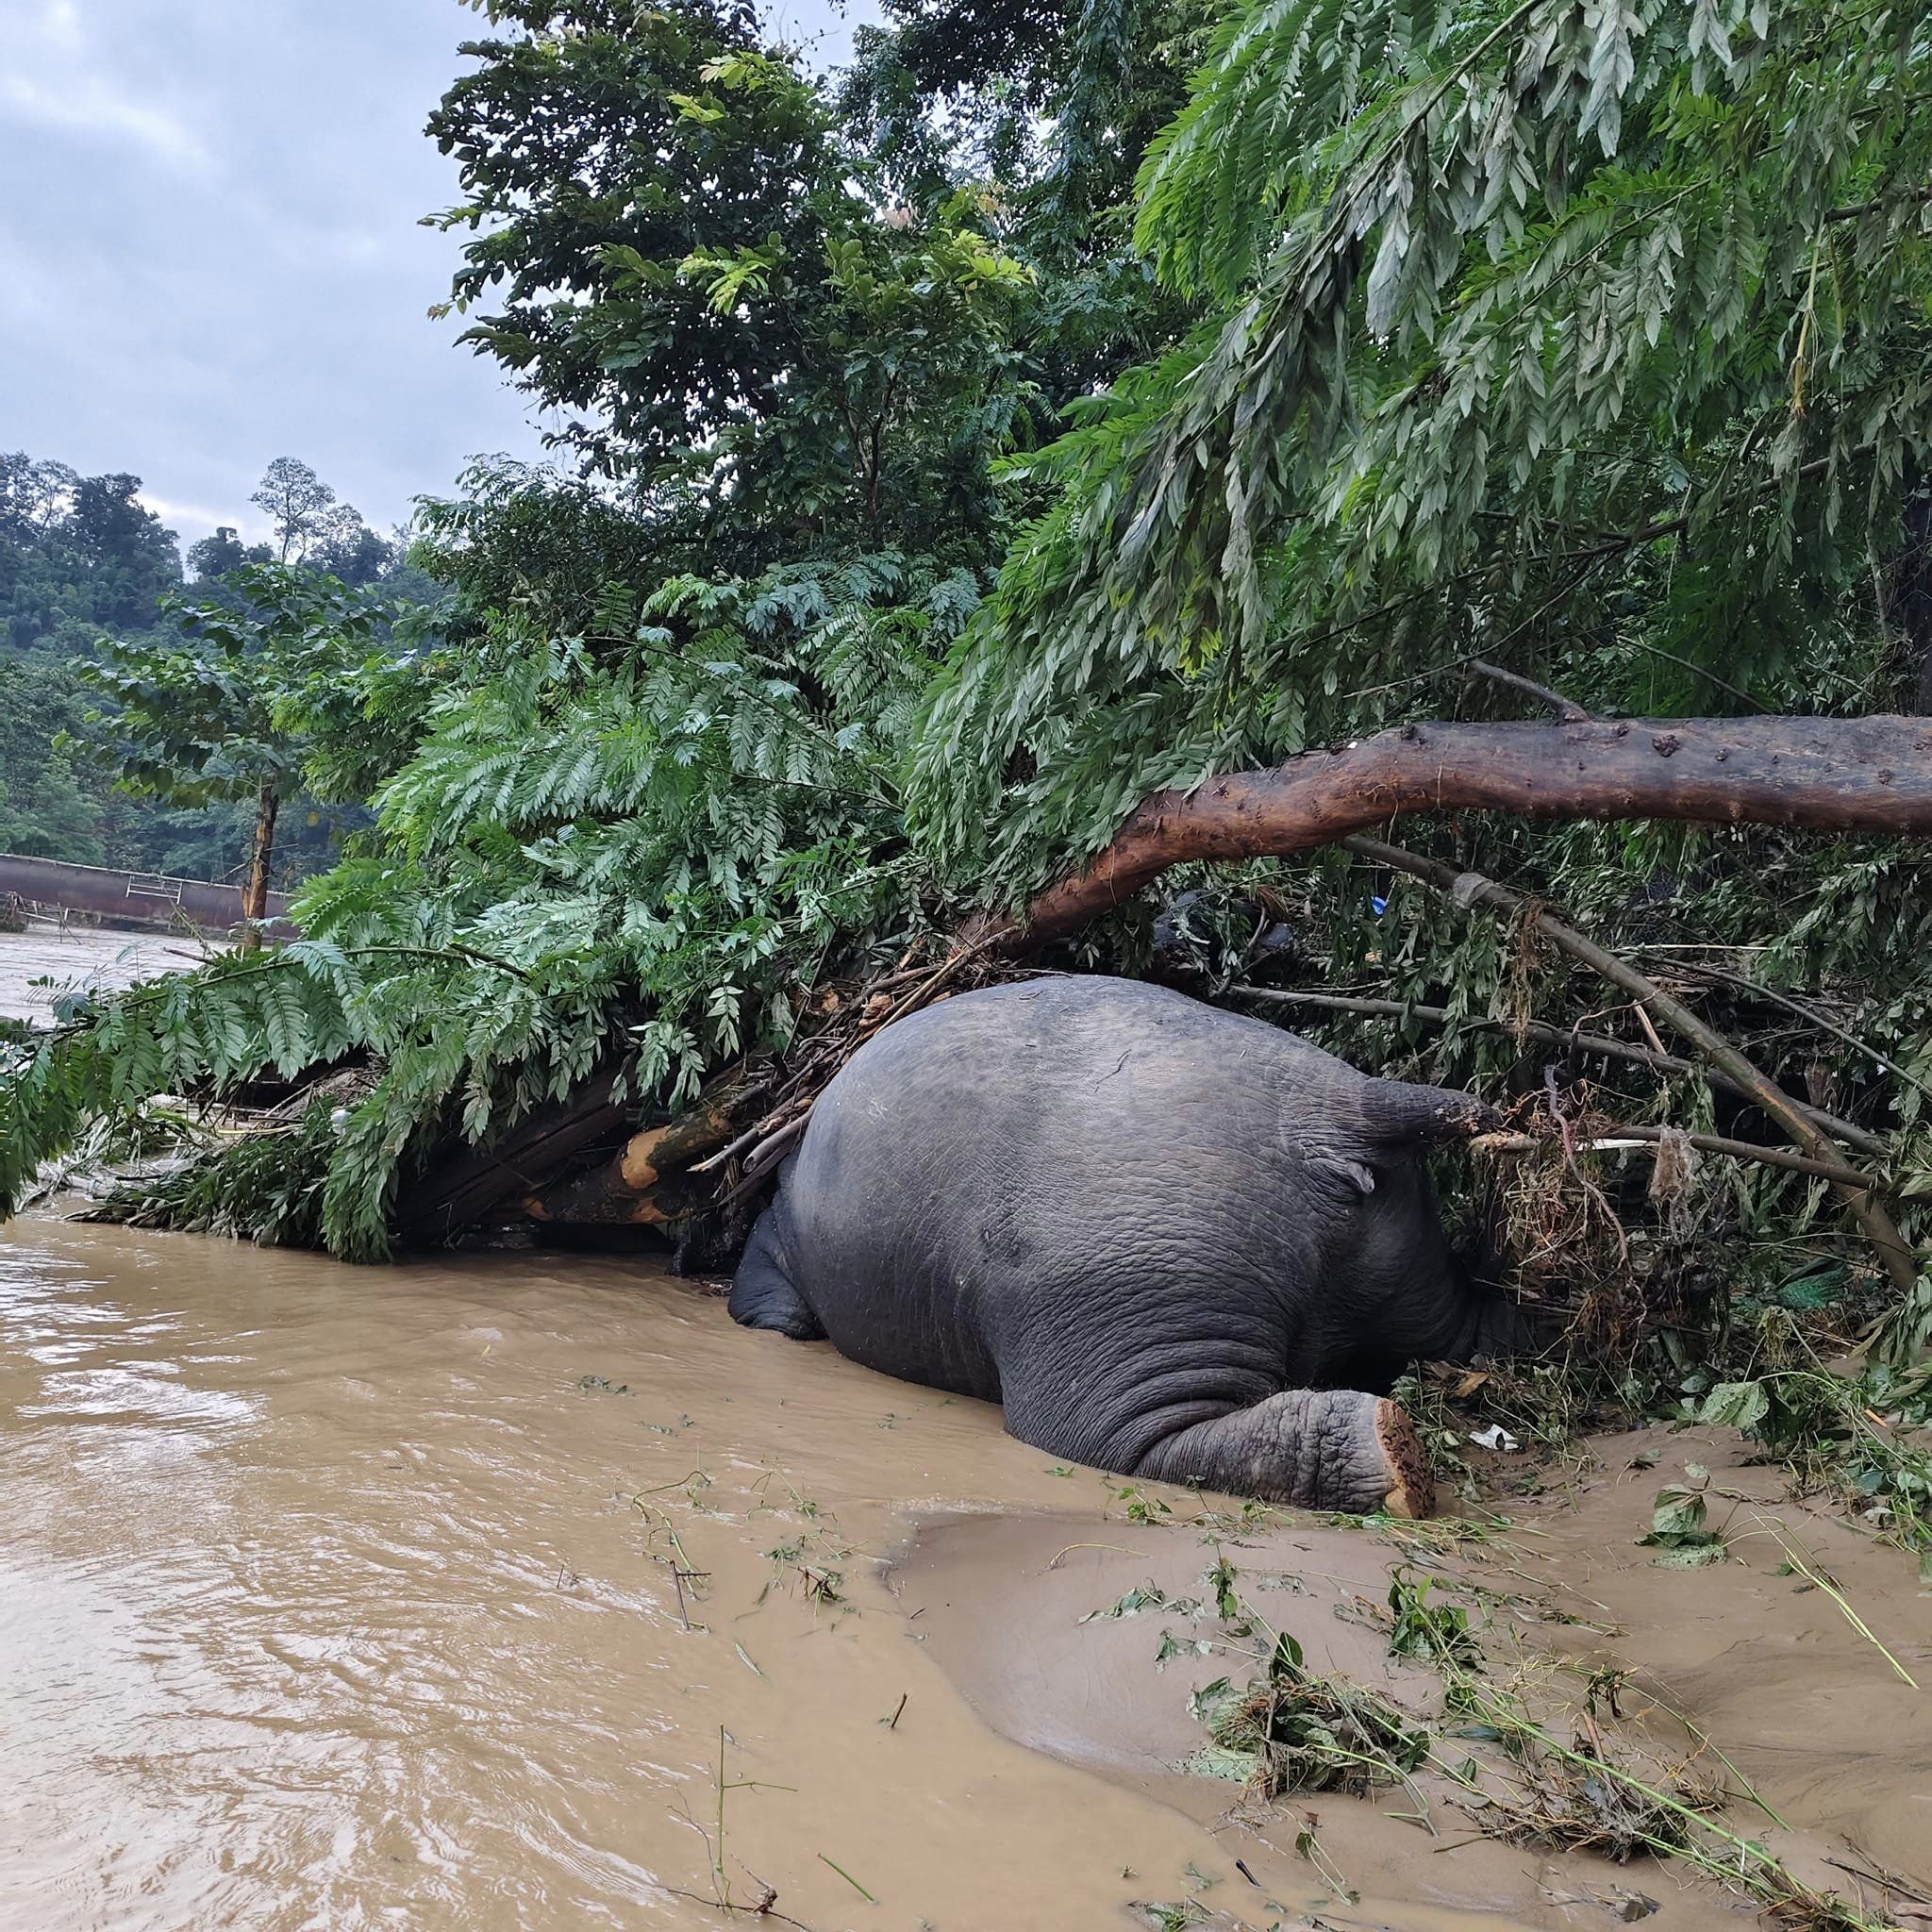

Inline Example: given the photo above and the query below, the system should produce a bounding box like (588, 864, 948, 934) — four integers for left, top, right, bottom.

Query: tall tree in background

(187, 525, 273, 582)
(0, 454, 181, 652)
(251, 457, 369, 567)
(73, 565, 383, 932)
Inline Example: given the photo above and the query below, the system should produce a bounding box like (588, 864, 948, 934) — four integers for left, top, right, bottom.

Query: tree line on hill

(0, 453, 430, 879)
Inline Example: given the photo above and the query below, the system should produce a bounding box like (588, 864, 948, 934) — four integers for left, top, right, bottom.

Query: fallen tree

(991, 715, 1932, 949)
(546, 714, 1932, 1286)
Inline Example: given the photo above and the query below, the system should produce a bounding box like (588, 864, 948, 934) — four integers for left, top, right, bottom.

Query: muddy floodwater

(3, 1218, 1930, 1932)
(0, 925, 208, 1024)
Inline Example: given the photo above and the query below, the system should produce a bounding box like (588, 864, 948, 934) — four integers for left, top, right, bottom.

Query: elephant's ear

(1355, 1076, 1501, 1147)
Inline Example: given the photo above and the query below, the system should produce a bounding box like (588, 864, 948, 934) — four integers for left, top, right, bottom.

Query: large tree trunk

(524, 1091, 747, 1229)
(399, 1070, 633, 1248)
(1000, 714, 1932, 948)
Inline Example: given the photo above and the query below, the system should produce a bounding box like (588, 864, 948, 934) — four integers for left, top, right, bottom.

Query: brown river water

(4, 1215, 1929, 1932)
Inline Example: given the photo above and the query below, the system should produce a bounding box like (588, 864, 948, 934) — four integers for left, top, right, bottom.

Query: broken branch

(1472, 1125, 1889, 1192)
(1228, 985, 1885, 1158)
(1345, 835, 1920, 1299)
(1463, 660, 1592, 723)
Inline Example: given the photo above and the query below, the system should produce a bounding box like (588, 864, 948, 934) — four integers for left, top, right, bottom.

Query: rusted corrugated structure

(0, 853, 291, 933)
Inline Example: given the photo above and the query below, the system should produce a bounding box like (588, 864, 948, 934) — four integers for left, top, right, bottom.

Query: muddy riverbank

(2, 1218, 1926, 1930)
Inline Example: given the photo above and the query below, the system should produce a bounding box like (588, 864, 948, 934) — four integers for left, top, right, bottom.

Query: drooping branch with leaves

(6, 0, 1932, 1386)
(911, 0, 1932, 892)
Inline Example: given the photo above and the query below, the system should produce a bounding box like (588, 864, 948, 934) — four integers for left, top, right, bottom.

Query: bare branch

(1462, 659, 1592, 723)
(1228, 985, 1885, 1158)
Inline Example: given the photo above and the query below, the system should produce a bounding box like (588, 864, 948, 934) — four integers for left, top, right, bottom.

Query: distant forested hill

(0, 452, 422, 880)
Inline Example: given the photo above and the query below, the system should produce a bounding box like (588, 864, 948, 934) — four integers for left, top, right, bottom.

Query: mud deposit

(2, 1219, 1927, 1931)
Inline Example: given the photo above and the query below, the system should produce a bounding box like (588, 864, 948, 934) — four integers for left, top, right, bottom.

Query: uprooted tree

(7, 0, 1932, 1371)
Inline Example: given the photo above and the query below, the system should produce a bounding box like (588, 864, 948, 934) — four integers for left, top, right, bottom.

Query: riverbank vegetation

(6, 0, 1932, 1457)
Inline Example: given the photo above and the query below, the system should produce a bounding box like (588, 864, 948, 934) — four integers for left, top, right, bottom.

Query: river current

(5, 1216, 1928, 1932)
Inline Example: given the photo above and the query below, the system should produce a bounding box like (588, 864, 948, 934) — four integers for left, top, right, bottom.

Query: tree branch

(1462, 659, 1592, 722)
(1473, 1124, 1889, 1192)
(997, 714, 1932, 950)
(1228, 985, 1885, 1158)
(1343, 836, 1920, 1299)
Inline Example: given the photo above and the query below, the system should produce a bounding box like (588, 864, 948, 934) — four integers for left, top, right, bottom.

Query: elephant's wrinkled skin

(730, 975, 1515, 1515)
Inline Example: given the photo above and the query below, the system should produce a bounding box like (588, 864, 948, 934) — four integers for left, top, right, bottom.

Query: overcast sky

(0, 0, 877, 551)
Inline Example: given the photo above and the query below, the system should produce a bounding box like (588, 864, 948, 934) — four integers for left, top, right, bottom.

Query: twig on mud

(1047, 1541, 1146, 1569)
(1176, 1556, 1898, 1932)
(1757, 1518, 1920, 1688)
(657, 1883, 813, 1928)
(816, 1853, 876, 1902)
(672, 1565, 710, 1630)
(1828, 1853, 1932, 1910)
(1587, 1672, 1792, 1831)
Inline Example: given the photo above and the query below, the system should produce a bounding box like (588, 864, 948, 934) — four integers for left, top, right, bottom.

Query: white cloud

(135, 492, 272, 549)
(0, 5, 212, 174)
(2, 0, 871, 542)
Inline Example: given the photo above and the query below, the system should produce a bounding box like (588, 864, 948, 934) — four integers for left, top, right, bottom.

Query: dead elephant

(730, 975, 1518, 1516)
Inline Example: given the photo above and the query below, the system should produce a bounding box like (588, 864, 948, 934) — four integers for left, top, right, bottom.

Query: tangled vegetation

(4, 0, 1932, 1458)
(1151, 1555, 1901, 1932)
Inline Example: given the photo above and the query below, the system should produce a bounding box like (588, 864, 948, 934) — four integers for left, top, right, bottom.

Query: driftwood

(1347, 835, 1918, 1298)
(399, 1068, 632, 1247)
(998, 714, 1932, 949)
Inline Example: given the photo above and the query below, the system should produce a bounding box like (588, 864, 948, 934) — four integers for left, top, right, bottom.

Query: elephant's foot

(1373, 1397, 1434, 1520)
(1132, 1388, 1437, 1517)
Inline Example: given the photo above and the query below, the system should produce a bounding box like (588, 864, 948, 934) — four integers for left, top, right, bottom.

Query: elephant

(729, 974, 1520, 1516)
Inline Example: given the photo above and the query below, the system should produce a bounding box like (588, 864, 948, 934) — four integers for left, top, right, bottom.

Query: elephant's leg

(727, 1205, 825, 1341)
(1132, 1389, 1435, 1518)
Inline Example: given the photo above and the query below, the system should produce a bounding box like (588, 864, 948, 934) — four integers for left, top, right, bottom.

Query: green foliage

(1186, 1626, 1430, 1796)
(92, 1100, 341, 1249)
(1384, 1572, 1482, 1673)
(11, 0, 1932, 1344)
(1687, 1341, 1932, 1553)
(73, 563, 386, 810)
(1, 454, 182, 650)
(0, 538, 969, 1257)
(910, 0, 1932, 894)
(1639, 1477, 1730, 1565)
(1, 454, 412, 875)
(0, 654, 110, 862)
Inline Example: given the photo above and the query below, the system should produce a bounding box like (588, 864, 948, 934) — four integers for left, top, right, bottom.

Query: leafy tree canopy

(910, 0, 1932, 892)
(72, 564, 388, 813)
(0, 454, 182, 651)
